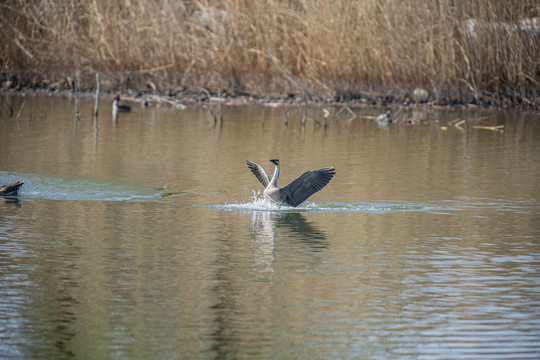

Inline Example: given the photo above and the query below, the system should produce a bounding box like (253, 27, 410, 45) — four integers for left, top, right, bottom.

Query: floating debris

(471, 125, 504, 132)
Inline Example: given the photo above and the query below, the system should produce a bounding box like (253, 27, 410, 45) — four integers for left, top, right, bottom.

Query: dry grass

(1, 0, 539, 106)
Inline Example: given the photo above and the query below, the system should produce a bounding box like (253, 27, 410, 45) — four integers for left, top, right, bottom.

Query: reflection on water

(249, 211, 329, 278)
(0, 96, 539, 359)
(1, 196, 22, 207)
(272, 212, 328, 249)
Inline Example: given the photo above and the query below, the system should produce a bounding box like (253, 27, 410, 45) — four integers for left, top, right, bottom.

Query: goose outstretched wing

(280, 167, 335, 207)
(246, 160, 271, 188)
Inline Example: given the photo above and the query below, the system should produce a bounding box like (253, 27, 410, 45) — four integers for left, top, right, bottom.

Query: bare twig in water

(15, 100, 26, 122)
(336, 105, 356, 127)
(454, 119, 466, 127)
(392, 106, 403, 119)
(307, 116, 321, 127)
(94, 73, 101, 117)
(73, 79, 80, 119)
(208, 108, 217, 124)
(281, 98, 290, 125)
(261, 106, 267, 125)
(219, 94, 223, 123)
(199, 88, 217, 124)
(471, 125, 504, 132)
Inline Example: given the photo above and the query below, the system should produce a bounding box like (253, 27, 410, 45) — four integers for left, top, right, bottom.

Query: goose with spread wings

(246, 159, 335, 207)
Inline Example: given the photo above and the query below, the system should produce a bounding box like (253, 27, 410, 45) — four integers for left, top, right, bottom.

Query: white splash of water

(206, 190, 425, 213)
(217, 190, 297, 211)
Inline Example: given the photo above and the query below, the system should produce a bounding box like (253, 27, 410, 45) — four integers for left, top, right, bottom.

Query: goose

(0, 180, 24, 196)
(112, 95, 131, 117)
(246, 159, 335, 207)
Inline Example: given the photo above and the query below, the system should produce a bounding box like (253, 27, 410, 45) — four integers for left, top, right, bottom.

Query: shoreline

(2, 86, 538, 113)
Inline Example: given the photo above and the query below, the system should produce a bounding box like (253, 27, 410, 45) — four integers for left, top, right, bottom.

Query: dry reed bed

(1, 0, 539, 107)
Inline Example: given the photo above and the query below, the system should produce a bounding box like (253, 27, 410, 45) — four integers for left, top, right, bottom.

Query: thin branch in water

(336, 105, 356, 127)
(261, 106, 267, 125)
(15, 100, 26, 122)
(391, 106, 403, 119)
(281, 98, 290, 125)
(454, 119, 466, 127)
(219, 95, 223, 124)
(94, 73, 101, 117)
(307, 116, 321, 127)
(301, 86, 308, 125)
(208, 108, 217, 124)
(471, 125, 504, 132)
(73, 78, 80, 119)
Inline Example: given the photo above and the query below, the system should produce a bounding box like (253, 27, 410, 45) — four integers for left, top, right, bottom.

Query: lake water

(1, 95, 539, 359)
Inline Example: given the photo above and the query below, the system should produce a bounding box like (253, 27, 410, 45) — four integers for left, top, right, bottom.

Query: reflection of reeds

(1, 0, 539, 105)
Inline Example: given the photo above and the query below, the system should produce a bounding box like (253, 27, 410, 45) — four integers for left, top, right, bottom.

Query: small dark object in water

(113, 95, 131, 115)
(0, 180, 24, 196)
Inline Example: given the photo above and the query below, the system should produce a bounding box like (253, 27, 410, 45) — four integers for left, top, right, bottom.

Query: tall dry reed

(1, 0, 539, 106)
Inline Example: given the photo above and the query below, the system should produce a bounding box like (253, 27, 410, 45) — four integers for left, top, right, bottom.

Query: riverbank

(1, 84, 538, 113)
(1, 0, 539, 111)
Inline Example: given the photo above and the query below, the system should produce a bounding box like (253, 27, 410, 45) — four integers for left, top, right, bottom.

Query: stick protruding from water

(94, 72, 101, 117)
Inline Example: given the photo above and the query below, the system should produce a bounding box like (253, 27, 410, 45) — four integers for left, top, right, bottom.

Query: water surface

(1, 96, 539, 359)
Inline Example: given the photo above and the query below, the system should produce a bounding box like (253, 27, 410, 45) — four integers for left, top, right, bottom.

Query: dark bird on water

(246, 159, 335, 207)
(112, 95, 131, 117)
(0, 180, 24, 196)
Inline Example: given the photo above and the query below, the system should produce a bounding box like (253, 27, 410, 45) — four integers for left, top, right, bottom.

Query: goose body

(0, 180, 24, 196)
(112, 95, 131, 117)
(247, 159, 335, 207)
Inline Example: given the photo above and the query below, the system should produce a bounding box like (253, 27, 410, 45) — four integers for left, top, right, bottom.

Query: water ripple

(1, 172, 161, 201)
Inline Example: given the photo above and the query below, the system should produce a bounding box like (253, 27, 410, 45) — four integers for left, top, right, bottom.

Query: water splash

(207, 191, 424, 213)
(211, 191, 298, 211)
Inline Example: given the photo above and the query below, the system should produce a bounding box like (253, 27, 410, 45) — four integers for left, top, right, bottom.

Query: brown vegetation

(1, 0, 539, 108)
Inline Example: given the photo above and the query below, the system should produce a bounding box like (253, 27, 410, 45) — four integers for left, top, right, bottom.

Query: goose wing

(280, 167, 335, 207)
(246, 160, 271, 188)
